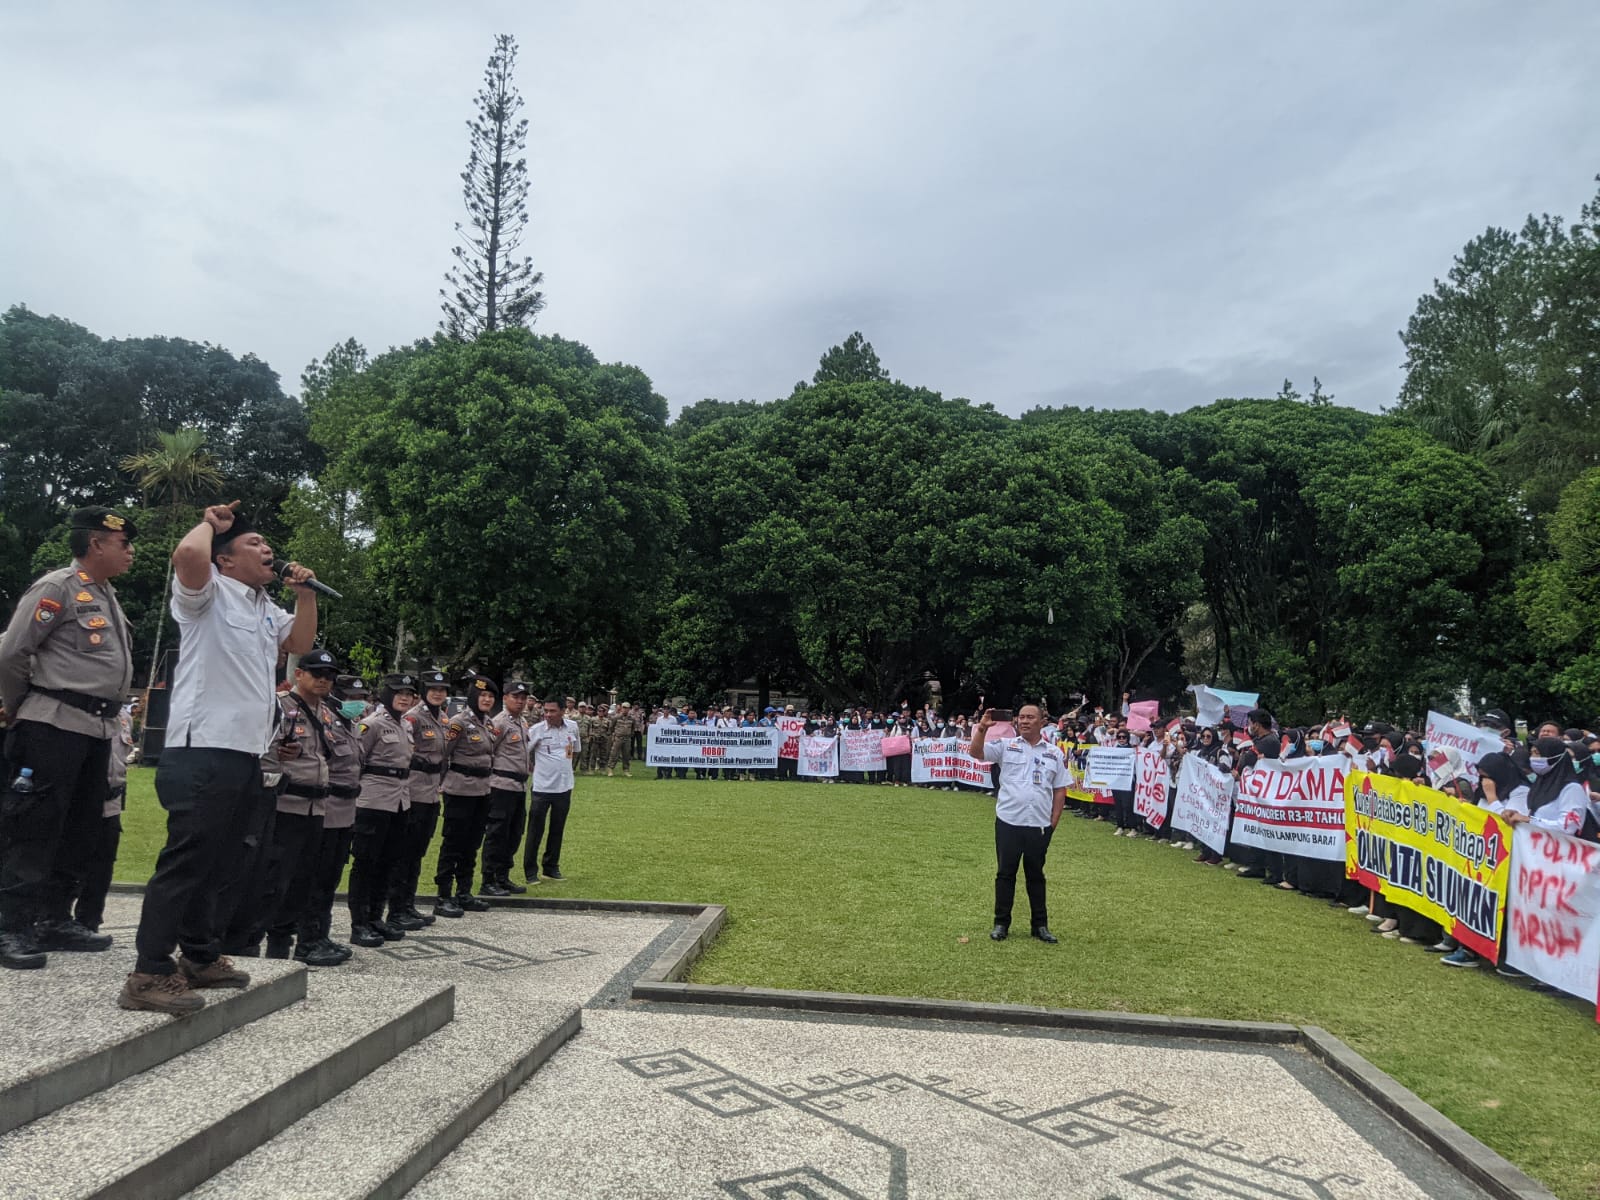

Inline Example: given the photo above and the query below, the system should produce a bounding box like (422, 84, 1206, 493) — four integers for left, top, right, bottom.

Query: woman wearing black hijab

(1189, 727, 1230, 865)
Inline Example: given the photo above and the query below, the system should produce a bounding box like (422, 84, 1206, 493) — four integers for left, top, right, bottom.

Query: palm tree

(120, 428, 225, 694)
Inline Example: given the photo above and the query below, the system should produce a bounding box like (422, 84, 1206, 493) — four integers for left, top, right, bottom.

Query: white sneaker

(1347, 904, 1369, 915)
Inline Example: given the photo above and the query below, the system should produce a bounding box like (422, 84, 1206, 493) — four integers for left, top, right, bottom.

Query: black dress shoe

(1031, 927, 1059, 944)
(0, 930, 46, 970)
(350, 924, 385, 948)
(33, 919, 113, 952)
(480, 881, 511, 898)
(387, 910, 425, 932)
(434, 897, 465, 919)
(458, 893, 491, 912)
(989, 924, 1008, 941)
(542, 868, 565, 881)
(500, 878, 527, 894)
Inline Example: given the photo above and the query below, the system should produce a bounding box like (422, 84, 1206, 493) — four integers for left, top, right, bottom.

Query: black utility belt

(329, 784, 361, 800)
(33, 687, 121, 719)
(362, 764, 411, 780)
(409, 758, 442, 775)
(285, 782, 330, 800)
(492, 769, 528, 784)
(449, 764, 490, 778)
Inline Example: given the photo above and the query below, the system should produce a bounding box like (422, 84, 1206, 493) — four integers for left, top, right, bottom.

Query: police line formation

(1, 506, 1597, 1018)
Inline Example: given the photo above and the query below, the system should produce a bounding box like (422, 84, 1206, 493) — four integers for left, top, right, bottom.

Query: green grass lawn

(116, 768, 1599, 1199)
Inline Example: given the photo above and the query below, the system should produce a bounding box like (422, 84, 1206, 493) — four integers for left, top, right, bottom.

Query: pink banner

(1127, 700, 1160, 732)
(881, 735, 911, 757)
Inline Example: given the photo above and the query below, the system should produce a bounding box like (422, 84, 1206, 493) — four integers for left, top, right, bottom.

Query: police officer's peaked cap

(419, 669, 449, 688)
(506, 681, 531, 696)
(71, 506, 139, 540)
(335, 674, 369, 697)
(300, 648, 339, 673)
(465, 674, 500, 695)
(384, 673, 419, 693)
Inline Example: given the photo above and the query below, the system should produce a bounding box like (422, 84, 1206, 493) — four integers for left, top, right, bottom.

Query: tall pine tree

(440, 34, 545, 338)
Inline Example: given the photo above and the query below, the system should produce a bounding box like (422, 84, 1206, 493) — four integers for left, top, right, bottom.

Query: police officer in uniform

(481, 681, 532, 896)
(390, 668, 449, 929)
(349, 674, 416, 947)
(435, 675, 497, 917)
(293, 675, 366, 966)
(0, 507, 136, 969)
(607, 702, 635, 777)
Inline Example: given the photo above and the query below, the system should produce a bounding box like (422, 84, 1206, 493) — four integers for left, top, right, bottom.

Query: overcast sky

(3, 1, 1597, 416)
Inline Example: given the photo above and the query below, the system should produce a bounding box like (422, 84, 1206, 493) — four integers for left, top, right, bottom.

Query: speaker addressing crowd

(2, 502, 1598, 1014)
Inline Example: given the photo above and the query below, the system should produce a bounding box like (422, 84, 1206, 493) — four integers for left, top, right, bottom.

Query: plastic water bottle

(11, 768, 34, 794)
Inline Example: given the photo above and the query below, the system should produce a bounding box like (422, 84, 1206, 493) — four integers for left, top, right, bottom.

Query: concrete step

(185, 995, 580, 1200)
(0, 954, 306, 1137)
(0, 973, 454, 1200)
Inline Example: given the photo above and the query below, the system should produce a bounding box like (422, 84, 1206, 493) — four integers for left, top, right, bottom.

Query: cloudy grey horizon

(3, 1, 1597, 417)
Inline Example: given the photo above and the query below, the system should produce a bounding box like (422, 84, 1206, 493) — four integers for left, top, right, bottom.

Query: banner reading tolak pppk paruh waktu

(1345, 770, 1513, 959)
(646, 725, 782, 770)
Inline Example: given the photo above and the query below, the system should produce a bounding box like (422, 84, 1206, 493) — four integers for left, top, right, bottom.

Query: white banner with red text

(911, 737, 994, 788)
(797, 735, 839, 778)
(1133, 747, 1173, 829)
(839, 728, 887, 772)
(1171, 753, 1235, 854)
(1231, 755, 1349, 862)
(1505, 825, 1600, 1014)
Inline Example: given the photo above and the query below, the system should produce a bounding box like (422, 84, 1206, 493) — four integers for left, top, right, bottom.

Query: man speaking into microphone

(121, 503, 319, 1015)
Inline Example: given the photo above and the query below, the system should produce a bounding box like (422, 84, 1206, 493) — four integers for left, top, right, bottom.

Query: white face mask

(1529, 757, 1553, 775)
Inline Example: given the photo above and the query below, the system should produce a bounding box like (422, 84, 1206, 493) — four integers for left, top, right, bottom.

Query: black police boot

(1, 929, 47, 970)
(34, 918, 113, 953)
(500, 876, 527, 894)
(1031, 926, 1059, 944)
(989, 924, 1008, 941)
(480, 880, 511, 898)
(370, 918, 405, 942)
(405, 902, 436, 927)
(434, 895, 465, 919)
(458, 893, 491, 912)
(295, 939, 347, 967)
(387, 909, 425, 932)
(316, 937, 353, 962)
(350, 924, 385, 948)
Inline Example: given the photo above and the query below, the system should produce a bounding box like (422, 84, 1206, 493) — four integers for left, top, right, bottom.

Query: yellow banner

(1344, 770, 1513, 958)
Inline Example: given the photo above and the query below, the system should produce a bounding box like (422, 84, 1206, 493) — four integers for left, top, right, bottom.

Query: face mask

(1529, 757, 1552, 775)
(1591, 752, 1600, 767)
(1307, 739, 1324, 753)
(341, 700, 364, 719)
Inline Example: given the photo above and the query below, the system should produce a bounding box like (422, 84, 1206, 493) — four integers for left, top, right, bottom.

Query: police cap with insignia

(506, 681, 531, 697)
(71, 506, 138, 540)
(419, 668, 449, 689)
(385, 672, 419, 694)
(335, 674, 370, 698)
(299, 648, 339, 676)
(465, 673, 500, 696)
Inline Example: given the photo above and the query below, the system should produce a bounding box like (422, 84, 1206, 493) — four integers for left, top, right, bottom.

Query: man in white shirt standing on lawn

(970, 704, 1066, 946)
(524, 697, 580, 885)
(121, 502, 318, 1015)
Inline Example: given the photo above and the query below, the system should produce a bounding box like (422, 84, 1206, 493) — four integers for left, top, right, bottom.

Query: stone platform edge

(103, 884, 1555, 1200)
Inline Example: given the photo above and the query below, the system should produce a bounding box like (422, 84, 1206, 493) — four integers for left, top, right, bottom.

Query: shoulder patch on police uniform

(35, 597, 61, 623)
(446, 726, 460, 741)
(359, 722, 369, 733)
(76, 570, 92, 583)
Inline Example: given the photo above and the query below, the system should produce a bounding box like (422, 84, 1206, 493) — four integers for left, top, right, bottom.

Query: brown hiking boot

(178, 955, 251, 989)
(119, 971, 205, 1016)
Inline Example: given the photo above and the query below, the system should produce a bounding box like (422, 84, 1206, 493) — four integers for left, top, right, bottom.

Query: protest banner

(1186, 683, 1258, 729)
(1422, 710, 1500, 785)
(1344, 770, 1512, 959)
(1062, 742, 1113, 805)
(1126, 700, 1160, 732)
(797, 735, 838, 778)
(881, 734, 912, 757)
(1505, 826, 1600, 1012)
(839, 728, 886, 772)
(776, 714, 808, 761)
(1086, 746, 1137, 791)
(1232, 755, 1347, 862)
(911, 737, 994, 788)
(1171, 754, 1234, 854)
(646, 725, 782, 770)
(1132, 746, 1171, 829)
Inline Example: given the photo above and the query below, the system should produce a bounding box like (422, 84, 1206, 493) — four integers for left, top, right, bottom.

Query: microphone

(271, 558, 344, 600)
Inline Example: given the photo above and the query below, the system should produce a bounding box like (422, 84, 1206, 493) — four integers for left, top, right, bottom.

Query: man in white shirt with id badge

(971, 704, 1066, 945)
(524, 698, 580, 884)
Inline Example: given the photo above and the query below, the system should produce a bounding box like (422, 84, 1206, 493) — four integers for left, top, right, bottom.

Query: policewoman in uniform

(390, 668, 449, 929)
(971, 704, 1066, 944)
(434, 674, 497, 917)
(0, 507, 136, 970)
(481, 681, 532, 896)
(348, 674, 417, 947)
(293, 676, 367, 966)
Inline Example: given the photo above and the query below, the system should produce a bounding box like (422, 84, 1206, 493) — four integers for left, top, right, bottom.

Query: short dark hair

(69, 528, 95, 558)
(1247, 708, 1273, 728)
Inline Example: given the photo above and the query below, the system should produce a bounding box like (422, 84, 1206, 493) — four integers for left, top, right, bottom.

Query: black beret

(71, 506, 138, 540)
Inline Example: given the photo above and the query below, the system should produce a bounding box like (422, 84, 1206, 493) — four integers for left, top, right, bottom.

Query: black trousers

(134, 748, 264, 975)
(73, 808, 123, 932)
(436, 791, 490, 896)
(0, 720, 111, 929)
(388, 801, 440, 909)
(994, 818, 1054, 930)
(349, 807, 406, 924)
(524, 789, 571, 875)
(262, 810, 322, 943)
(220, 785, 280, 954)
(775, 756, 797, 781)
(303, 824, 354, 943)
(1112, 787, 1136, 830)
(481, 786, 527, 880)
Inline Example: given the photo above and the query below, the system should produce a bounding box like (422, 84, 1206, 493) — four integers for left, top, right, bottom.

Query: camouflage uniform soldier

(575, 703, 596, 774)
(587, 705, 614, 774)
(606, 702, 635, 777)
